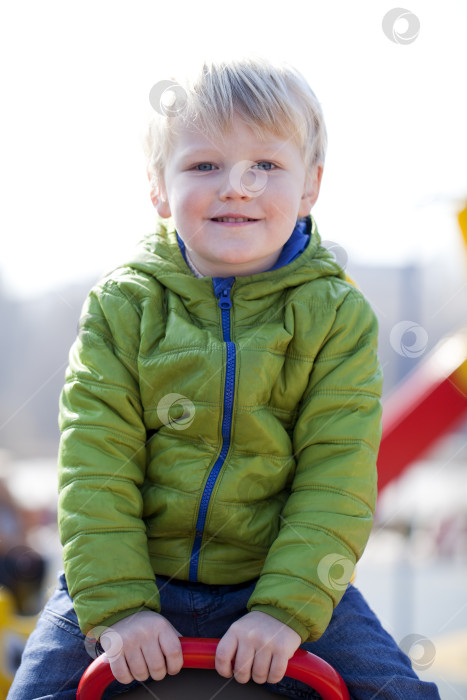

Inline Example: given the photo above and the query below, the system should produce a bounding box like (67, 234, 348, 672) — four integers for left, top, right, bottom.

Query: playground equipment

(77, 637, 350, 700)
(377, 202, 467, 490)
(377, 330, 467, 490)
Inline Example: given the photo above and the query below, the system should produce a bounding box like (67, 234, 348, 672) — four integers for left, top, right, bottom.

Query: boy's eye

(254, 161, 276, 171)
(194, 163, 216, 171)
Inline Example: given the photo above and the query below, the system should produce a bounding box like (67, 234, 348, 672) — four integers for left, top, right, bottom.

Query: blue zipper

(189, 280, 236, 580)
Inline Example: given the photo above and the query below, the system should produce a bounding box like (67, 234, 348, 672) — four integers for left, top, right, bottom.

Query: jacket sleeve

(247, 287, 383, 642)
(57, 280, 159, 635)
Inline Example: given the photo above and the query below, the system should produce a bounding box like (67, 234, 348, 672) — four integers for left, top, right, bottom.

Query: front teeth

(215, 217, 251, 222)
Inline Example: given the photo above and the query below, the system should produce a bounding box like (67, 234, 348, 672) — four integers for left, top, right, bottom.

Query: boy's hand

(99, 611, 183, 685)
(215, 611, 302, 685)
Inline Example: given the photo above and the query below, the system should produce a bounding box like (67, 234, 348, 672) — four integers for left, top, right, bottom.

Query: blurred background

(1, 1, 467, 697)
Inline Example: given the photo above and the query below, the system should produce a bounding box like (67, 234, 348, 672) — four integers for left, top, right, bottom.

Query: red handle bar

(77, 637, 350, 700)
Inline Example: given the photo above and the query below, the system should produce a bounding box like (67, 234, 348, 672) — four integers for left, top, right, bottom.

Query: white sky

(1, 0, 466, 299)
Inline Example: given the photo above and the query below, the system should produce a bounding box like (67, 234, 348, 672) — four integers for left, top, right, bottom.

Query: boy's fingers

(250, 650, 273, 685)
(215, 635, 236, 678)
(266, 654, 288, 684)
(124, 648, 150, 682)
(144, 645, 168, 681)
(159, 630, 184, 675)
(232, 643, 255, 684)
(109, 654, 134, 685)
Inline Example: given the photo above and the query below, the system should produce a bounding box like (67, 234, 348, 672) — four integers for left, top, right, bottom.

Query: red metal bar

(77, 637, 350, 700)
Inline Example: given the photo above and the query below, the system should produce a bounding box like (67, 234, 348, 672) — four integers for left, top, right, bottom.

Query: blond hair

(144, 56, 327, 189)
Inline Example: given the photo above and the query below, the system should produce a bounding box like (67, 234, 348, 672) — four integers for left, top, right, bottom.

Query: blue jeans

(7, 571, 440, 700)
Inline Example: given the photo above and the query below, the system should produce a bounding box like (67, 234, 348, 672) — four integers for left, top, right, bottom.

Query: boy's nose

(218, 161, 267, 200)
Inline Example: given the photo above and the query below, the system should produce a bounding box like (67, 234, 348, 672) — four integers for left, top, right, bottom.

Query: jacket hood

(123, 215, 345, 301)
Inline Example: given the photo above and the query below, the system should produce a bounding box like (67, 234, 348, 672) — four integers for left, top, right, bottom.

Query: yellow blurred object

(0, 588, 36, 698)
(458, 201, 467, 250)
(430, 629, 467, 684)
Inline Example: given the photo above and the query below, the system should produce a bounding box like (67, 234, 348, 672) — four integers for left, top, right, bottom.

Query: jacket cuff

(248, 604, 310, 642)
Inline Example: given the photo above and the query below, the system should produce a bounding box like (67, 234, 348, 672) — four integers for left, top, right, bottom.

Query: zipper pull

(218, 287, 232, 309)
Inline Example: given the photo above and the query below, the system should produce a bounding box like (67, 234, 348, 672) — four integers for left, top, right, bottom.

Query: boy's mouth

(211, 217, 258, 223)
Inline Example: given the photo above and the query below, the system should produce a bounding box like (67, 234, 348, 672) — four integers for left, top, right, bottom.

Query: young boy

(8, 57, 441, 699)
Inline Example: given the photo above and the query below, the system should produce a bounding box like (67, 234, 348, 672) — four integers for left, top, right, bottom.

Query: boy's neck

(185, 249, 285, 278)
(185, 249, 206, 278)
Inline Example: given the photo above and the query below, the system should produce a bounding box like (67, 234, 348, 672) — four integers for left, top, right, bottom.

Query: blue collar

(269, 217, 310, 270)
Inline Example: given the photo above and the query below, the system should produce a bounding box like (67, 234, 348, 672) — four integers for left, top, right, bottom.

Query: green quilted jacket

(58, 215, 383, 642)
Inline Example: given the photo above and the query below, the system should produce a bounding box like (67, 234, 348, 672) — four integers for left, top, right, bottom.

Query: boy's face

(154, 115, 322, 277)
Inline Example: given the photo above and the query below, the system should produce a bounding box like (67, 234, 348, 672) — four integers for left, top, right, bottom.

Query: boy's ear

(147, 170, 172, 218)
(298, 164, 323, 217)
